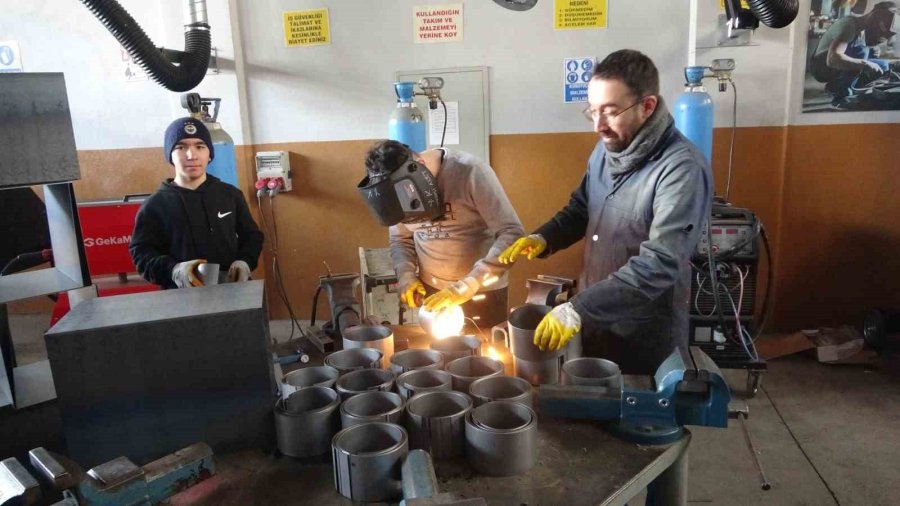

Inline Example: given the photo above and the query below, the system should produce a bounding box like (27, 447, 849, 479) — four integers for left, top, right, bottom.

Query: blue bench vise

(539, 346, 731, 444)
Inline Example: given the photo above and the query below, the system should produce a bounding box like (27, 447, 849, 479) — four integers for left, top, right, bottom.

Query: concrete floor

(4, 316, 900, 505)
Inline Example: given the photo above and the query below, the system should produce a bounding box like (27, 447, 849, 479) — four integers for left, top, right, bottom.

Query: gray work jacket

(536, 125, 712, 374)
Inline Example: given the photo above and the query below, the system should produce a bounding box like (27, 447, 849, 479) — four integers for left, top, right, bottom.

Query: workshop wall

(5, 0, 899, 334)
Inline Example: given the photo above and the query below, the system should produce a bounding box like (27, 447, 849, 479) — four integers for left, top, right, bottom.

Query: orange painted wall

(12, 123, 899, 335)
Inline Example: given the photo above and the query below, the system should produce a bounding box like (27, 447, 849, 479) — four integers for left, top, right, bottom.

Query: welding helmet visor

(357, 151, 443, 227)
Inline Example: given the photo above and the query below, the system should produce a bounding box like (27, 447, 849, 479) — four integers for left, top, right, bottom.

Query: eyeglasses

(582, 96, 651, 123)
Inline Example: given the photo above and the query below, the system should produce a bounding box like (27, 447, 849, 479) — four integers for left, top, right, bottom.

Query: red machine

(51, 195, 159, 325)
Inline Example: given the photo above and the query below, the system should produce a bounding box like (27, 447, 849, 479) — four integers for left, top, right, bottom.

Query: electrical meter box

(255, 151, 292, 192)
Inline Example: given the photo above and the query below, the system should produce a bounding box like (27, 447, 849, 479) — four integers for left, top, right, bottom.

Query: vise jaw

(539, 347, 731, 444)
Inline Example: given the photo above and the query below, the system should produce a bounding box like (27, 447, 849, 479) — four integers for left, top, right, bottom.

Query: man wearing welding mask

(500, 50, 712, 374)
(358, 140, 524, 328)
(130, 117, 264, 289)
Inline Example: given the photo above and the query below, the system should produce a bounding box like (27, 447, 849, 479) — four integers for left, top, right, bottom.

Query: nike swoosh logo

(217, 211, 233, 218)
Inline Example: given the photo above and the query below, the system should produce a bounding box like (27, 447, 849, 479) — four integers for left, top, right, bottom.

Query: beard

(601, 133, 627, 153)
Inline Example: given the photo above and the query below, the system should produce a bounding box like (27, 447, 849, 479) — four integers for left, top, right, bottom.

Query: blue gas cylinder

(203, 121, 239, 188)
(673, 84, 714, 163)
(388, 82, 427, 152)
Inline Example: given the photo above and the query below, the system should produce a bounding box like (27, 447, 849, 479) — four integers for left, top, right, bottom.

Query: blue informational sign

(564, 56, 595, 103)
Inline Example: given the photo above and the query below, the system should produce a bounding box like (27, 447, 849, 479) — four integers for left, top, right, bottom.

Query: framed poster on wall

(802, 1, 900, 112)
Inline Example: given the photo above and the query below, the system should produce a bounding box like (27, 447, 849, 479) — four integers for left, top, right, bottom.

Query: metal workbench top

(204, 324, 690, 505)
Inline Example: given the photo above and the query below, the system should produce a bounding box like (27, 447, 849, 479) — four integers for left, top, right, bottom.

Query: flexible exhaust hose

(80, 0, 210, 92)
(746, 0, 799, 29)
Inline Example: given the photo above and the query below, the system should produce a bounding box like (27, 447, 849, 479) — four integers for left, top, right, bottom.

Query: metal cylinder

(335, 368, 395, 400)
(274, 386, 340, 458)
(405, 391, 472, 459)
(401, 449, 438, 500)
(340, 391, 405, 429)
(508, 304, 581, 385)
(332, 422, 408, 503)
(389, 349, 444, 376)
(468, 375, 533, 408)
(445, 356, 504, 393)
(465, 401, 538, 477)
(514, 356, 562, 386)
(342, 325, 394, 370)
(281, 365, 340, 400)
(430, 335, 481, 364)
(325, 348, 383, 375)
(396, 369, 453, 400)
(561, 357, 622, 387)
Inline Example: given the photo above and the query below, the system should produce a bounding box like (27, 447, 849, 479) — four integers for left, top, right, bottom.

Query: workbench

(203, 324, 692, 506)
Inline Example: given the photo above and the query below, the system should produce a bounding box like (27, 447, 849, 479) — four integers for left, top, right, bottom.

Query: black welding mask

(357, 153, 443, 227)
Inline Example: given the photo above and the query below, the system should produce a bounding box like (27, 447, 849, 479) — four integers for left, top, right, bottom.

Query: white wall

(0, 0, 243, 149)
(692, 0, 796, 128)
(237, 0, 690, 144)
(3, 0, 895, 152)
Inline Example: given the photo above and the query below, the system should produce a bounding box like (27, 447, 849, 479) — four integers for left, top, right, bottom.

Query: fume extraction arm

(79, 0, 211, 92)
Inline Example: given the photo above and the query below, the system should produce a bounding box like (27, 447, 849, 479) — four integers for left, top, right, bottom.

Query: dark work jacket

(129, 175, 264, 288)
(535, 125, 712, 374)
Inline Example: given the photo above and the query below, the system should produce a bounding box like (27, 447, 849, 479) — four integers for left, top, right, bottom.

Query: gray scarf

(605, 97, 674, 177)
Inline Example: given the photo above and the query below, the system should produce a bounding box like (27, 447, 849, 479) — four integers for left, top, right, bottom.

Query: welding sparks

(420, 306, 464, 340)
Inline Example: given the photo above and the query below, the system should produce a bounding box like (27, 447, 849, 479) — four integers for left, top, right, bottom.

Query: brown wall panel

(13, 124, 899, 338)
(774, 123, 900, 330)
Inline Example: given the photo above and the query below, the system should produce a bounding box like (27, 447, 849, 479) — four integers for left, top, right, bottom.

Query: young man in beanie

(129, 117, 263, 288)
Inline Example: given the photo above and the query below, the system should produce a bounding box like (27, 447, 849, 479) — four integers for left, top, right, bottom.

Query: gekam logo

(84, 235, 131, 247)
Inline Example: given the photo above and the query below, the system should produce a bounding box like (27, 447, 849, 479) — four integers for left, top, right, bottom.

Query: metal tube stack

(465, 401, 538, 476)
(332, 422, 408, 502)
(405, 391, 473, 459)
(275, 386, 341, 458)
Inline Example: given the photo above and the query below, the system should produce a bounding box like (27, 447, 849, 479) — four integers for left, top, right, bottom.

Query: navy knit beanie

(163, 117, 215, 165)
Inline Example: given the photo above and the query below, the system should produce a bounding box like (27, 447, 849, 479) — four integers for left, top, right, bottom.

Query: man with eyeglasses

(500, 49, 712, 375)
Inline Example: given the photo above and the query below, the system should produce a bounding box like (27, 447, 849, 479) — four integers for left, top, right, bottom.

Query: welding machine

(690, 203, 767, 394)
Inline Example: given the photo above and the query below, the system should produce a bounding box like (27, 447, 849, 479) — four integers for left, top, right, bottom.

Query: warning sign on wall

(554, 0, 606, 30)
(283, 9, 331, 47)
(414, 4, 464, 44)
(719, 0, 751, 10)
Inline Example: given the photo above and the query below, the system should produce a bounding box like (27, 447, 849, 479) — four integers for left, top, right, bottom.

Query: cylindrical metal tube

(561, 357, 622, 387)
(281, 365, 340, 400)
(342, 325, 394, 369)
(332, 422, 408, 503)
(405, 391, 473, 459)
(389, 349, 444, 376)
(325, 348, 383, 375)
(508, 305, 563, 361)
(465, 401, 538, 477)
(402, 449, 438, 500)
(396, 369, 453, 400)
(430, 335, 481, 364)
(514, 356, 562, 386)
(340, 391, 405, 428)
(445, 356, 504, 393)
(335, 368, 395, 400)
(274, 386, 341, 458)
(184, 0, 209, 26)
(468, 375, 533, 408)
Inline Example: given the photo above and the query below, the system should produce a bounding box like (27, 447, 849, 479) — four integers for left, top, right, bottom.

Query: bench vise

(539, 346, 731, 444)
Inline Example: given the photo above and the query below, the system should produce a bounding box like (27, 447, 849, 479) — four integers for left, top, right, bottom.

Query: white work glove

(171, 259, 207, 288)
(534, 302, 582, 351)
(228, 260, 251, 282)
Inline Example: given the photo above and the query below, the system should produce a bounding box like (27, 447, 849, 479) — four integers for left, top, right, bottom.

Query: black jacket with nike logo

(129, 175, 264, 288)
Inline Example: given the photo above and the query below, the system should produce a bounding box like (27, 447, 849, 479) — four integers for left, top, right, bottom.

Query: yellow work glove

(498, 234, 547, 264)
(400, 278, 426, 308)
(171, 259, 207, 288)
(423, 277, 479, 312)
(534, 302, 582, 351)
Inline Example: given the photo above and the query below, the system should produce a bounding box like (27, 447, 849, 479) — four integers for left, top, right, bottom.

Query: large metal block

(45, 281, 275, 467)
(0, 73, 80, 189)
